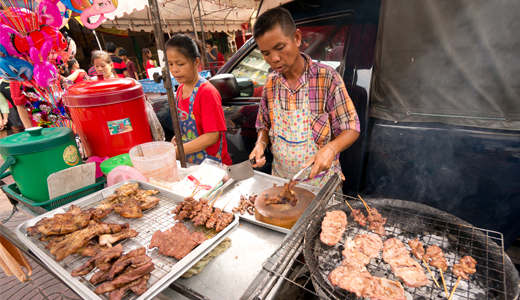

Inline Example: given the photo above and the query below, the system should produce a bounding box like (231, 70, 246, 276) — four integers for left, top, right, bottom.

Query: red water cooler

(63, 77, 153, 158)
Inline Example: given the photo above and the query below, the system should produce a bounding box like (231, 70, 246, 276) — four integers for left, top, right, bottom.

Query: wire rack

(262, 193, 508, 300)
(26, 187, 222, 300)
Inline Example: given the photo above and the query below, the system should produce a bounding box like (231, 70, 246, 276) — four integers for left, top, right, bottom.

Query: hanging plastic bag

(145, 96, 165, 141)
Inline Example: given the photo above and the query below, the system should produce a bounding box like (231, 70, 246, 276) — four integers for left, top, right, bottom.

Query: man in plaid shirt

(249, 7, 360, 186)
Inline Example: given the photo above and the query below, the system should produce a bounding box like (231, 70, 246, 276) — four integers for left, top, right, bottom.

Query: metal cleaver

(218, 156, 263, 196)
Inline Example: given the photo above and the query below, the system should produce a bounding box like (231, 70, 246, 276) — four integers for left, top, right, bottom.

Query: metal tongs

(292, 164, 313, 181)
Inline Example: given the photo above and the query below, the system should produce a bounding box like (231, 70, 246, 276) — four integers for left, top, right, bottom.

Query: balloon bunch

(22, 83, 71, 128)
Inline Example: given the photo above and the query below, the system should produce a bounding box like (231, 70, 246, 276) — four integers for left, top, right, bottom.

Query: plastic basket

(2, 177, 106, 212)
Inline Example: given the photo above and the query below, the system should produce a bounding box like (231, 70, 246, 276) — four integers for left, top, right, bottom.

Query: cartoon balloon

(37, 0, 62, 28)
(0, 25, 67, 57)
(30, 41, 58, 87)
(60, 0, 118, 29)
(35, 0, 71, 29)
(0, 8, 41, 29)
(0, 45, 34, 82)
(59, 32, 76, 62)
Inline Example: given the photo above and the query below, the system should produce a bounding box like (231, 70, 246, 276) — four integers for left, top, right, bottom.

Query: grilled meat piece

(90, 268, 112, 284)
(264, 180, 298, 206)
(192, 204, 212, 227)
(95, 244, 124, 268)
(115, 198, 143, 218)
(171, 201, 185, 215)
(108, 273, 150, 300)
(108, 247, 148, 279)
(99, 229, 139, 247)
(353, 234, 383, 259)
(30, 210, 92, 236)
(206, 208, 222, 229)
(423, 245, 448, 271)
(136, 189, 159, 199)
(383, 238, 429, 287)
(71, 244, 123, 276)
(45, 235, 68, 250)
(351, 209, 367, 227)
(80, 241, 108, 257)
(139, 195, 160, 210)
(453, 255, 477, 280)
(363, 276, 407, 300)
(149, 223, 207, 260)
(232, 195, 257, 215)
(408, 238, 425, 260)
(130, 273, 150, 295)
(320, 210, 348, 246)
(367, 208, 387, 237)
(94, 262, 154, 294)
(342, 238, 371, 269)
(215, 212, 233, 232)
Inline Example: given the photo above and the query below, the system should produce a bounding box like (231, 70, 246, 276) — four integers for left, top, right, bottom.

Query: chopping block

(255, 186, 315, 229)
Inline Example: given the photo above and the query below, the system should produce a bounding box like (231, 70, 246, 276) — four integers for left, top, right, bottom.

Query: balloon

(29, 41, 58, 87)
(37, 0, 62, 28)
(0, 25, 67, 57)
(35, 0, 70, 29)
(0, 8, 41, 30)
(59, 32, 76, 62)
(0, 45, 34, 82)
(60, 0, 118, 29)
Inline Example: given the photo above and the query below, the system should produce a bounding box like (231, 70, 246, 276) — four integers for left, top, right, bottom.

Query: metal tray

(211, 171, 321, 234)
(15, 180, 239, 300)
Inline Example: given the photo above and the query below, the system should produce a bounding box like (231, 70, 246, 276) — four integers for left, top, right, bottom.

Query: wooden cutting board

(255, 186, 316, 229)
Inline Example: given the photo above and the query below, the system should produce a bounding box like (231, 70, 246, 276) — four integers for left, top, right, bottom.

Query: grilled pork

(320, 211, 348, 246)
(453, 256, 477, 280)
(383, 238, 429, 287)
(94, 262, 154, 294)
(351, 209, 367, 227)
(408, 238, 425, 260)
(367, 208, 387, 237)
(99, 228, 139, 247)
(423, 245, 448, 272)
(149, 223, 207, 260)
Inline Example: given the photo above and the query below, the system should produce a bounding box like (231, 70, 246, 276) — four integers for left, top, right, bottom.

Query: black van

(155, 0, 520, 249)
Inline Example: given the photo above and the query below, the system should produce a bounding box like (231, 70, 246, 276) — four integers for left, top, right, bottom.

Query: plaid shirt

(256, 53, 360, 148)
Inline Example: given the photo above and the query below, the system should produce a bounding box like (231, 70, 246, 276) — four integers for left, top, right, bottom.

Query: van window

(230, 21, 351, 97)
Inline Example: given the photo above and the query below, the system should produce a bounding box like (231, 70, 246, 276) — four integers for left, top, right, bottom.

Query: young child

(166, 34, 232, 165)
(91, 51, 116, 80)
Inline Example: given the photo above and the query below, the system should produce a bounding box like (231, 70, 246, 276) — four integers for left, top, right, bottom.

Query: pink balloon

(29, 41, 58, 87)
(37, 0, 62, 28)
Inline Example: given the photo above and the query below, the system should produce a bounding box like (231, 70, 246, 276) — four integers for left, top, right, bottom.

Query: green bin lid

(100, 153, 133, 175)
(0, 127, 76, 156)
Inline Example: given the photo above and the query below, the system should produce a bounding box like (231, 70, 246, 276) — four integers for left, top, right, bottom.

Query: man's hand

(250, 142, 266, 168)
(302, 145, 336, 179)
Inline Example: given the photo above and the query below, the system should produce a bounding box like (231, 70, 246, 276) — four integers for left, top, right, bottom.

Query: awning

(102, 0, 259, 32)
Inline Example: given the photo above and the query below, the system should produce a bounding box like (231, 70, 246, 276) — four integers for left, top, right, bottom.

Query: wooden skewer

(448, 277, 461, 300)
(357, 195, 372, 216)
(344, 199, 354, 211)
(210, 190, 223, 208)
(190, 177, 203, 197)
(439, 268, 449, 297)
(422, 259, 440, 288)
(202, 184, 219, 199)
(222, 197, 234, 211)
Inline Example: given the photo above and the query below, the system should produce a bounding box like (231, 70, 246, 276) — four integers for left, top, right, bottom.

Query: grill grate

(262, 193, 508, 300)
(28, 185, 220, 300)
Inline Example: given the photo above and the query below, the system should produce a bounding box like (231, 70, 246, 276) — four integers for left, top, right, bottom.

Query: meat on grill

(130, 273, 150, 295)
(408, 238, 425, 260)
(115, 198, 143, 218)
(351, 209, 367, 227)
(149, 223, 207, 260)
(107, 184, 160, 218)
(452, 255, 477, 280)
(140, 195, 160, 210)
(341, 234, 382, 269)
(382, 238, 429, 287)
(108, 247, 149, 279)
(94, 262, 154, 294)
(328, 266, 406, 299)
(367, 208, 387, 237)
(108, 274, 150, 300)
(77, 240, 108, 257)
(423, 245, 448, 272)
(90, 268, 112, 284)
(320, 211, 347, 246)
(98, 229, 139, 247)
(71, 244, 123, 277)
(264, 180, 298, 206)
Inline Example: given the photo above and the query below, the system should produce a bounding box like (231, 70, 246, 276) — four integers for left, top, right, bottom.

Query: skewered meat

(408, 238, 425, 260)
(351, 209, 367, 227)
(206, 208, 222, 229)
(174, 197, 200, 221)
(215, 212, 234, 232)
(423, 245, 448, 271)
(99, 229, 139, 247)
(108, 274, 150, 300)
(320, 211, 347, 246)
(264, 180, 298, 206)
(71, 244, 123, 276)
(94, 262, 154, 294)
(328, 266, 406, 299)
(149, 223, 207, 260)
(108, 247, 148, 279)
(452, 255, 477, 280)
(192, 203, 213, 226)
(382, 238, 429, 287)
(232, 195, 257, 215)
(115, 198, 143, 218)
(367, 208, 387, 236)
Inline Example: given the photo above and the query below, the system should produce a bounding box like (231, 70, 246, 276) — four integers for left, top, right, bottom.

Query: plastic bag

(145, 96, 165, 141)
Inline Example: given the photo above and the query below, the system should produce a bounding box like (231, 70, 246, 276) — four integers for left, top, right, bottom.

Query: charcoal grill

(246, 181, 520, 300)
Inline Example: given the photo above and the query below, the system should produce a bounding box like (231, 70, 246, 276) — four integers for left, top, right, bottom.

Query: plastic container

(2, 177, 106, 211)
(63, 77, 153, 158)
(129, 142, 179, 182)
(107, 166, 147, 186)
(0, 127, 82, 203)
(100, 153, 133, 176)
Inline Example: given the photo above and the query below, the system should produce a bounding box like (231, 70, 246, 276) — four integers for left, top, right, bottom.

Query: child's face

(167, 48, 199, 84)
(94, 58, 113, 78)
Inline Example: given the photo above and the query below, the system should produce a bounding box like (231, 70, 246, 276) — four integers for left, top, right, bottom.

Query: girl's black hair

(165, 34, 204, 65)
(67, 59, 77, 70)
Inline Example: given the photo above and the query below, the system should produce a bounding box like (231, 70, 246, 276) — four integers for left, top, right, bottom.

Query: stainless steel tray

(211, 171, 321, 234)
(15, 180, 239, 300)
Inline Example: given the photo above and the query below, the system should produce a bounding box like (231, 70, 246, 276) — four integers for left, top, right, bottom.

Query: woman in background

(66, 59, 88, 84)
(91, 51, 116, 80)
(142, 48, 155, 79)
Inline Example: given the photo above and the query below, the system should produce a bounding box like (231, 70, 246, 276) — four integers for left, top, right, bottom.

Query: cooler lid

(100, 153, 133, 175)
(63, 77, 144, 107)
(0, 127, 75, 156)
